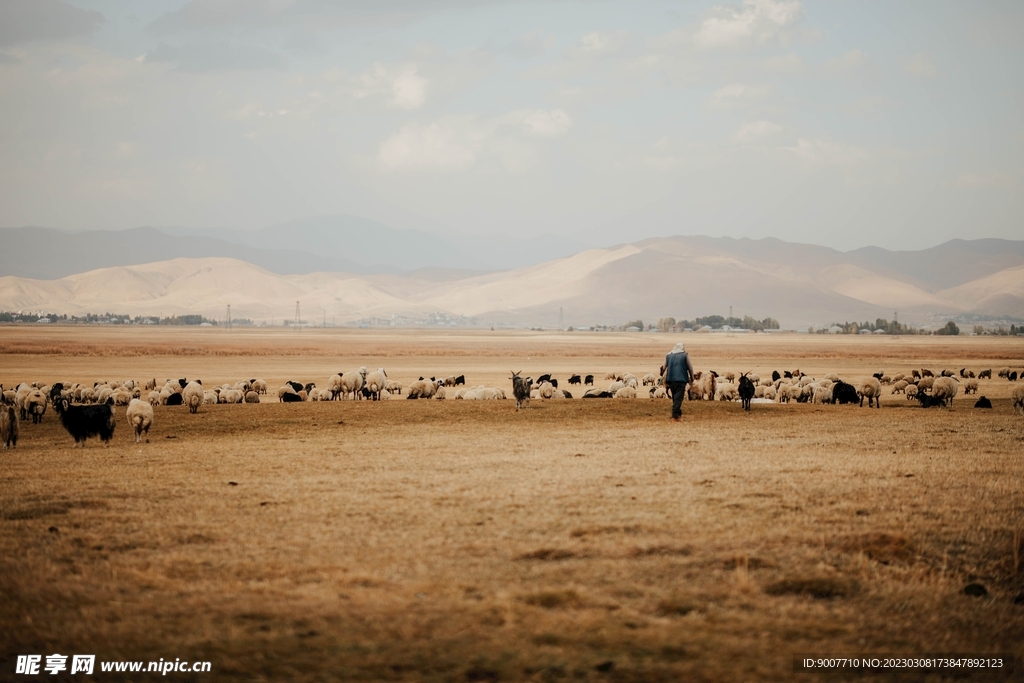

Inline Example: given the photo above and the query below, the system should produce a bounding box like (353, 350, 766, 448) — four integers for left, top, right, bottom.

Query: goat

(738, 372, 755, 411)
(511, 371, 531, 411)
(53, 396, 115, 447)
(568, 374, 582, 385)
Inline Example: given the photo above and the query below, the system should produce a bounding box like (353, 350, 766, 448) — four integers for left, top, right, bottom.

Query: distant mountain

(2, 235, 1023, 327)
(0, 226, 369, 279)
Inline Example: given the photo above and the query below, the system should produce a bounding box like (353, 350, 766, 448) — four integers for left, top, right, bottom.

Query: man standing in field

(664, 342, 694, 422)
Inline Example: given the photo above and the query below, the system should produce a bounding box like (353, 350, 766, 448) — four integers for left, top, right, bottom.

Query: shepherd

(664, 342, 695, 422)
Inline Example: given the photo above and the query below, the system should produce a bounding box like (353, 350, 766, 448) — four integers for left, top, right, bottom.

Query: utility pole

(226, 304, 231, 329)
(295, 301, 300, 331)
(559, 307, 564, 329)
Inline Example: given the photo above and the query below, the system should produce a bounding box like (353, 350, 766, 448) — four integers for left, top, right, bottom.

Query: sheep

(856, 377, 882, 408)
(831, 381, 859, 405)
(999, 367, 1010, 378)
(917, 376, 935, 392)
(53, 396, 115, 447)
(1, 405, 18, 449)
(111, 388, 133, 406)
(974, 396, 992, 409)
(125, 398, 154, 443)
(220, 389, 244, 404)
(245, 391, 262, 404)
(511, 371, 531, 410)
(921, 368, 934, 378)
(364, 368, 388, 401)
(1010, 371, 1019, 382)
(147, 391, 161, 406)
(181, 381, 204, 414)
(568, 374, 582, 385)
(978, 369, 992, 380)
(963, 379, 979, 395)
(940, 369, 955, 377)
(812, 384, 834, 404)
(433, 386, 447, 400)
(916, 392, 946, 408)
(583, 388, 614, 398)
(905, 384, 919, 400)
(762, 386, 777, 401)
(204, 390, 219, 405)
(407, 379, 439, 400)
(584, 375, 594, 386)
(614, 386, 637, 399)
(536, 381, 555, 399)
(165, 392, 184, 406)
(931, 376, 959, 407)
(281, 391, 304, 403)
(25, 389, 47, 424)
(891, 380, 909, 394)
(251, 379, 268, 395)
(642, 373, 657, 387)
(339, 370, 365, 400)
(1014, 384, 1024, 415)
(650, 386, 668, 399)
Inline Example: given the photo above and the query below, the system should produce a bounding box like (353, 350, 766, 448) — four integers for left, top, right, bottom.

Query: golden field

(2, 326, 1024, 682)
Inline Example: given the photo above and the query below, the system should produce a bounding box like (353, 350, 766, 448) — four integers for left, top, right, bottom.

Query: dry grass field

(2, 327, 1024, 682)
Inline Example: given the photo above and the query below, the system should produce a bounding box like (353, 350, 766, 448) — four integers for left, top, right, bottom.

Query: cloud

(734, 120, 781, 142)
(954, 172, 1012, 188)
(708, 83, 769, 108)
(695, 0, 803, 49)
(823, 49, 866, 72)
(784, 138, 867, 165)
(357, 63, 427, 109)
(571, 30, 627, 58)
(760, 52, 802, 72)
(378, 108, 572, 171)
(506, 29, 556, 59)
(902, 52, 937, 79)
(148, 0, 297, 35)
(140, 41, 286, 71)
(0, 0, 104, 47)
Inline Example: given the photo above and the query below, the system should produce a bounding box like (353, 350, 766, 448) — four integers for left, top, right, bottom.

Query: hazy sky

(1, 0, 1022, 250)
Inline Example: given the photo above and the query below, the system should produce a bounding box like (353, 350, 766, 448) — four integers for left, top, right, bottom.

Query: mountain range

(1, 228, 1022, 328)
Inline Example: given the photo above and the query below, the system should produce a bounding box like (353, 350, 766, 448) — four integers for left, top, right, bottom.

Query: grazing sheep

(385, 379, 403, 395)
(182, 382, 204, 414)
(251, 379, 268, 395)
(931, 376, 959, 407)
(203, 390, 219, 405)
(916, 393, 946, 408)
(1010, 371, 1019, 382)
(53, 396, 115, 447)
(407, 379, 439, 400)
(147, 391, 161, 406)
(607, 380, 625, 394)
(511, 371, 531, 410)
(433, 386, 447, 400)
(165, 392, 184, 406)
(25, 389, 47, 424)
(650, 386, 668, 399)
(364, 368, 388, 401)
(537, 381, 555, 399)
(1014, 384, 1024, 415)
(125, 398, 154, 443)
(963, 379, 979, 395)
(1, 405, 18, 449)
(245, 391, 261, 404)
(974, 396, 992, 409)
(281, 391, 303, 403)
(339, 370, 365, 400)
(642, 373, 657, 387)
(582, 388, 614, 398)
(568, 374, 582, 385)
(917, 376, 935, 392)
(891, 380, 909, 394)
(921, 368, 934, 378)
(763, 386, 778, 401)
(812, 384, 834, 405)
(905, 384, 919, 400)
(831, 381, 859, 405)
(584, 374, 594, 385)
(614, 386, 637, 399)
(857, 377, 882, 408)
(978, 369, 992, 380)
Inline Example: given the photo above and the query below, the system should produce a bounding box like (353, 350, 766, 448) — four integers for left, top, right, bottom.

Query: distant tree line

(649, 315, 780, 332)
(0, 311, 222, 325)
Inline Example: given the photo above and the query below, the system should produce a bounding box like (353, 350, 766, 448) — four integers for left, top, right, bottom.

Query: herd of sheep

(2, 363, 1023, 448)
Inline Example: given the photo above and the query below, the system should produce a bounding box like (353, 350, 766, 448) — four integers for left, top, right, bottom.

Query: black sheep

(537, 374, 551, 384)
(166, 393, 184, 406)
(53, 396, 115, 447)
(831, 381, 859, 405)
(916, 393, 946, 408)
(1010, 371, 1019, 382)
(737, 373, 755, 411)
(974, 396, 992, 409)
(568, 374, 582, 385)
(287, 380, 304, 393)
(454, 375, 465, 386)
(550, 378, 558, 388)
(772, 370, 781, 382)
(281, 392, 303, 403)
(584, 374, 594, 385)
(49, 382, 65, 403)
(562, 390, 573, 399)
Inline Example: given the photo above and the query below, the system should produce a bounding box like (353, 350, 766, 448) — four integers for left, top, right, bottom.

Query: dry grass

(1, 329, 1024, 681)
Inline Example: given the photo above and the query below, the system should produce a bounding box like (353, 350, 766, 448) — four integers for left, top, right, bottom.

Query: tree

(935, 321, 960, 336)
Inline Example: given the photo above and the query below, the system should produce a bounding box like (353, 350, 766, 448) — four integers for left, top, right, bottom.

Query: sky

(1, 0, 1022, 251)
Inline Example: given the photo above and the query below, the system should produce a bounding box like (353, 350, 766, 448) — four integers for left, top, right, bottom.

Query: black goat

(1010, 371, 1019, 382)
(454, 375, 465, 386)
(974, 396, 992, 409)
(281, 392, 303, 403)
(511, 371, 530, 411)
(287, 380, 304, 393)
(738, 372, 755, 411)
(979, 369, 992, 379)
(49, 382, 65, 402)
(550, 378, 558, 388)
(1, 405, 18, 449)
(53, 396, 115, 447)
(584, 374, 594, 385)
(831, 381, 859, 405)
(536, 374, 551, 384)
(166, 393, 184, 406)
(772, 370, 781, 382)
(568, 374, 582, 385)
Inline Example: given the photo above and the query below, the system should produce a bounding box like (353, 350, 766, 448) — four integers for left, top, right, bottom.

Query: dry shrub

(522, 590, 581, 609)
(841, 532, 916, 565)
(629, 545, 692, 558)
(764, 577, 857, 600)
(518, 548, 577, 561)
(656, 599, 697, 617)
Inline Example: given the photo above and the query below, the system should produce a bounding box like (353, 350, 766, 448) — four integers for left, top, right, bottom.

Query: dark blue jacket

(664, 352, 694, 383)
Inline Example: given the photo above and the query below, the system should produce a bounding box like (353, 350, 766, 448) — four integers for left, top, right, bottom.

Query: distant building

(828, 326, 843, 334)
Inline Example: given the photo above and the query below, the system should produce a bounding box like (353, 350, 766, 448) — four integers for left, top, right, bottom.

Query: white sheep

(614, 386, 637, 399)
(24, 389, 47, 423)
(251, 379, 268, 395)
(245, 391, 262, 404)
(537, 381, 555, 399)
(182, 381, 204, 414)
(891, 380, 908, 394)
(1013, 384, 1024, 414)
(339, 370, 364, 400)
(407, 379, 438, 399)
(857, 377, 882, 408)
(963, 378, 979, 395)
(147, 391, 161, 406)
(642, 373, 657, 386)
(931, 376, 959, 407)
(905, 384, 918, 400)
(364, 368, 388, 400)
(608, 380, 625, 394)
(125, 398, 154, 443)
(812, 384, 833, 404)
(385, 379, 403, 395)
